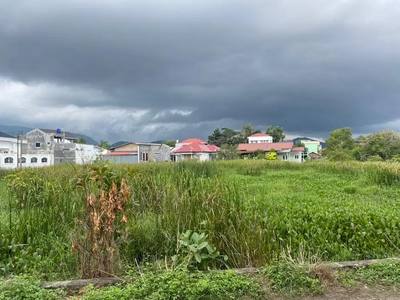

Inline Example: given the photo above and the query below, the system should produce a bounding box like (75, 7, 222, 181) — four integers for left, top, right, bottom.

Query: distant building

(171, 139, 220, 161)
(237, 138, 305, 163)
(22, 128, 101, 166)
(104, 142, 170, 163)
(0, 132, 19, 169)
(248, 133, 273, 144)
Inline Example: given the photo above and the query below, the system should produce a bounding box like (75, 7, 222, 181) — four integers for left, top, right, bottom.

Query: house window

(35, 143, 41, 148)
(19, 157, 26, 163)
(142, 152, 149, 162)
(295, 155, 299, 159)
(42, 157, 48, 163)
(31, 157, 38, 163)
(4, 157, 13, 164)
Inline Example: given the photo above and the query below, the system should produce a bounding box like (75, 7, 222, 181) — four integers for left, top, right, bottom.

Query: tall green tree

(239, 124, 261, 143)
(208, 127, 241, 146)
(325, 127, 355, 160)
(99, 140, 110, 150)
(266, 126, 285, 142)
(326, 127, 355, 151)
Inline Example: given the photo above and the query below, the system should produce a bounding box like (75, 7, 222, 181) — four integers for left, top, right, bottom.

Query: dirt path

(303, 285, 400, 300)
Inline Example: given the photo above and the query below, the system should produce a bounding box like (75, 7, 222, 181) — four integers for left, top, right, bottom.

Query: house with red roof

(171, 139, 220, 161)
(238, 134, 305, 162)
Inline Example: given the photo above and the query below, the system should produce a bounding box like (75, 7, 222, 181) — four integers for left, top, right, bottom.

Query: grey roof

(0, 131, 15, 138)
(39, 129, 77, 139)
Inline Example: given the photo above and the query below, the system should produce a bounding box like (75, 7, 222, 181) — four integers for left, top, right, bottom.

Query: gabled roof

(0, 132, 15, 139)
(249, 133, 269, 137)
(179, 138, 206, 145)
(172, 143, 220, 153)
(238, 142, 294, 153)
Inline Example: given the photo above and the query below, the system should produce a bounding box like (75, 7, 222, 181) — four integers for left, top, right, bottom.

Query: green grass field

(1, 160, 400, 280)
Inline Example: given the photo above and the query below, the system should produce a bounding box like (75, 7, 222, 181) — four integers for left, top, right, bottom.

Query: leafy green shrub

(264, 261, 323, 295)
(368, 155, 383, 162)
(174, 230, 228, 270)
(357, 261, 400, 285)
(80, 270, 262, 300)
(0, 276, 65, 300)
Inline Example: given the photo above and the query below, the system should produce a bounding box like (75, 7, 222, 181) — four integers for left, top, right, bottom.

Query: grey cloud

(1, 0, 400, 142)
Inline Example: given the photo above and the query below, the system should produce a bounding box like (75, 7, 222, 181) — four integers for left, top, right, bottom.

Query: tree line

(208, 124, 285, 147)
(325, 127, 400, 162)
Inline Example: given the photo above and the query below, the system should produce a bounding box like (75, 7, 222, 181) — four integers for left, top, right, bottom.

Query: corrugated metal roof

(104, 151, 138, 156)
(238, 142, 294, 153)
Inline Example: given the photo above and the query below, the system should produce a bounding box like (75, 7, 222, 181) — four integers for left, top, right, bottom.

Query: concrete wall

(0, 153, 52, 169)
(54, 143, 76, 165)
(248, 136, 273, 144)
(0, 137, 18, 155)
(114, 143, 139, 151)
(138, 144, 170, 162)
(23, 129, 54, 154)
(277, 151, 303, 163)
(173, 152, 216, 162)
(75, 144, 102, 164)
(0, 154, 17, 169)
(103, 154, 138, 164)
(149, 144, 170, 162)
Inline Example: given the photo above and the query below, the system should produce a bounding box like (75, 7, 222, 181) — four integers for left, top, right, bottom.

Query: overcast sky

(1, 0, 400, 143)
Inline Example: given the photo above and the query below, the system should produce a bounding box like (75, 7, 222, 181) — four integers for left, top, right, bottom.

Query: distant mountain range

(0, 124, 98, 145)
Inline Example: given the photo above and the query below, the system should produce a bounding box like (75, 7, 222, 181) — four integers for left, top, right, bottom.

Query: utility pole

(17, 131, 23, 168)
(16, 132, 19, 168)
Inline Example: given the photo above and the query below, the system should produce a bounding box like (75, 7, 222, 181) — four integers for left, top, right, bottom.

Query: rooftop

(179, 138, 207, 145)
(172, 143, 220, 153)
(238, 142, 294, 153)
(249, 133, 269, 137)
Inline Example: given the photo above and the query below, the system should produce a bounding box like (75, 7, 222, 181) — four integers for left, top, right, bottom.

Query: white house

(0, 132, 19, 169)
(248, 133, 273, 144)
(171, 138, 220, 161)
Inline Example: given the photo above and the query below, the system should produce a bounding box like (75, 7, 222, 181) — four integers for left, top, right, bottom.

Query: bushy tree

(325, 127, 355, 160)
(208, 128, 241, 146)
(266, 126, 285, 142)
(266, 149, 278, 160)
(326, 127, 355, 151)
(217, 144, 241, 160)
(361, 131, 400, 161)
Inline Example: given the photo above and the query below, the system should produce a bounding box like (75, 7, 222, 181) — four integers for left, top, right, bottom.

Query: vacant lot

(0, 161, 400, 281)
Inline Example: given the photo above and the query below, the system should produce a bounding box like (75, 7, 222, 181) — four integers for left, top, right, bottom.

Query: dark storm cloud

(1, 0, 400, 141)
